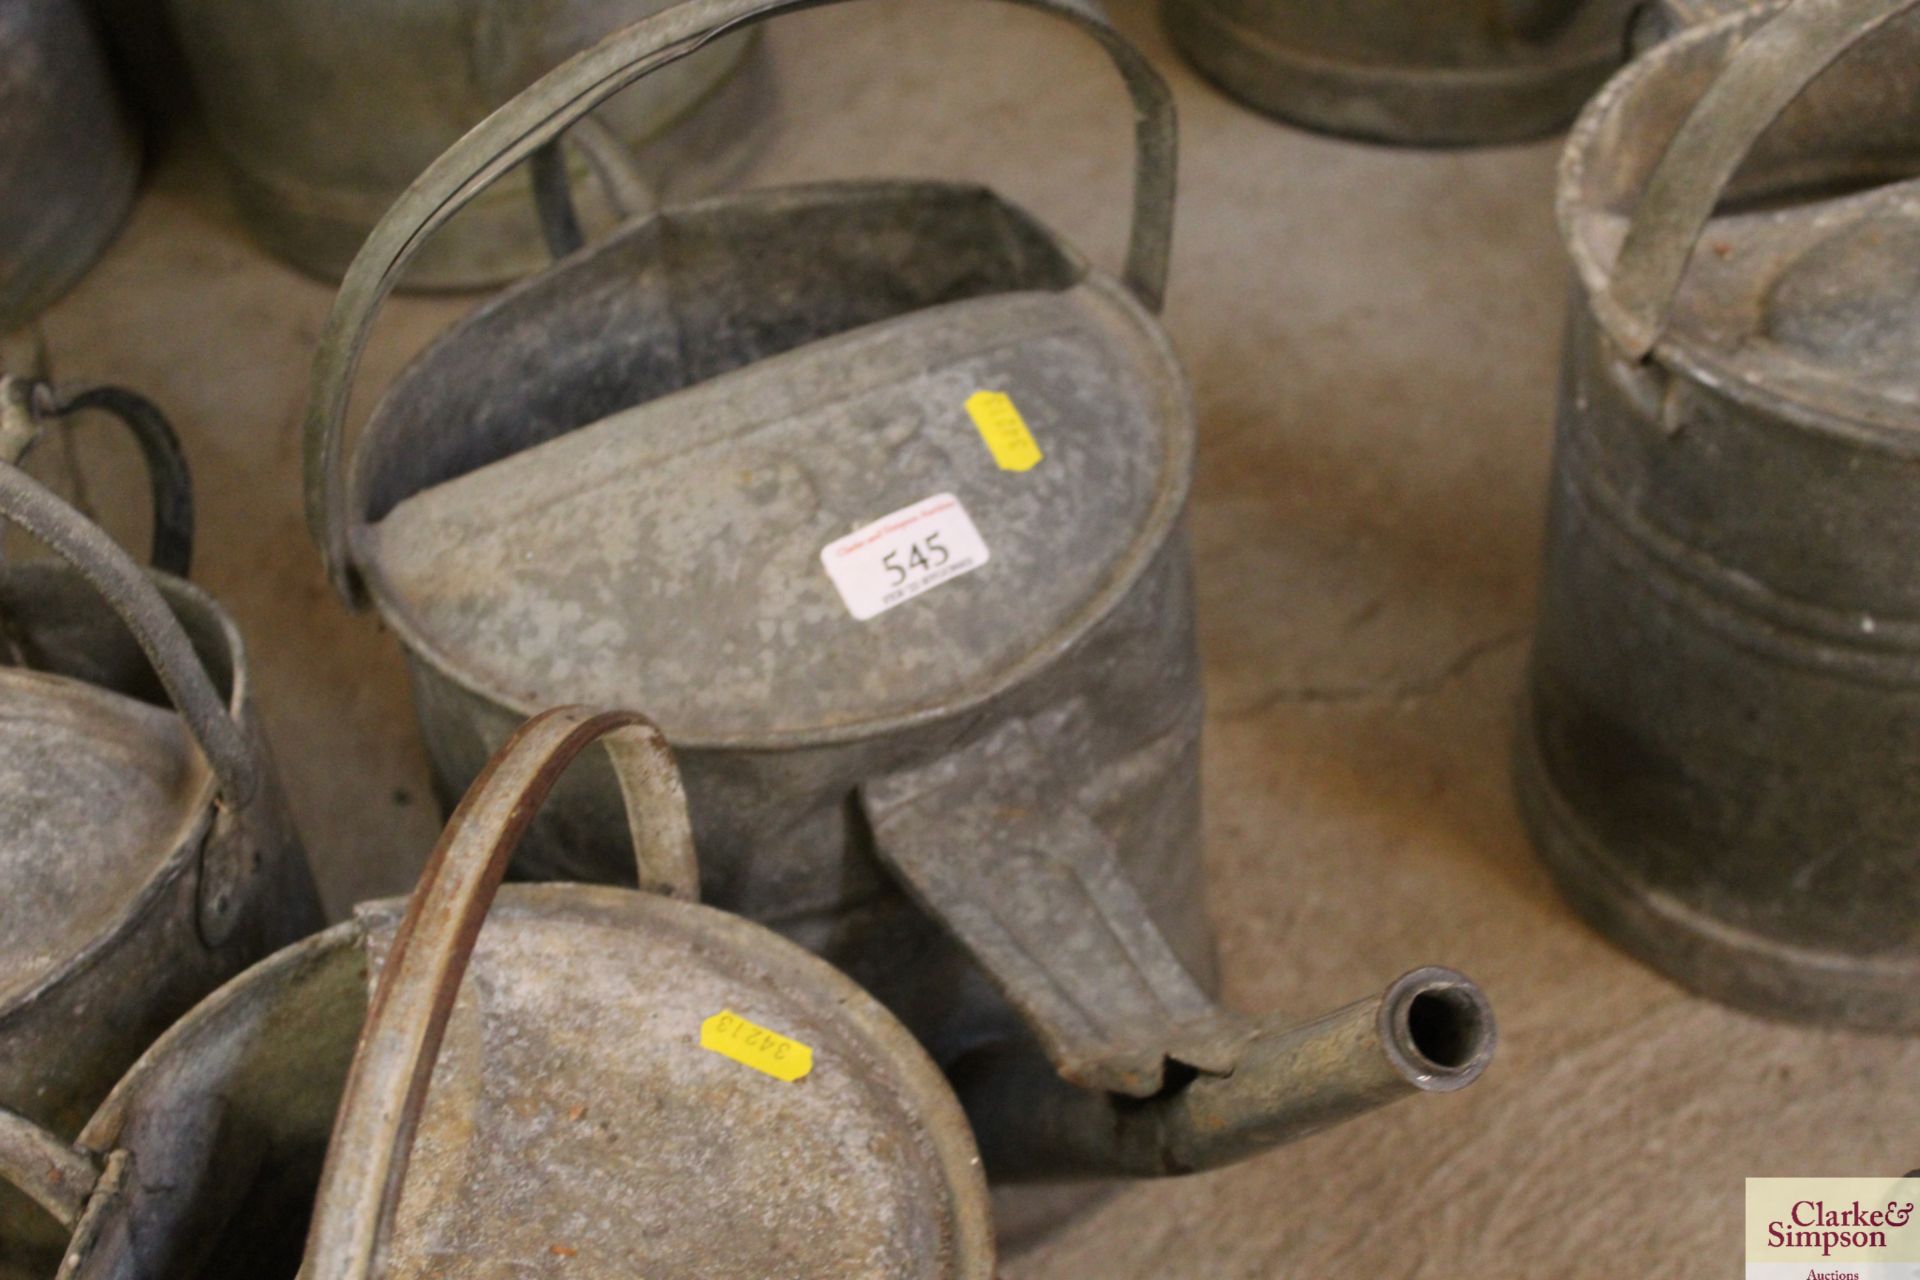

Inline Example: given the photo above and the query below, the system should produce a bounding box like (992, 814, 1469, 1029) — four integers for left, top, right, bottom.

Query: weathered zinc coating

(164, 0, 765, 289)
(0, 0, 139, 330)
(0, 708, 996, 1279)
(1163, 0, 1637, 146)
(302, 0, 1498, 1233)
(0, 432, 320, 1272)
(1520, 0, 1920, 1030)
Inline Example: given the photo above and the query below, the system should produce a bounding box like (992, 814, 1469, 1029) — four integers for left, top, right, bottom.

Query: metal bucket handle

(304, 0, 1178, 606)
(0, 462, 258, 805)
(300, 706, 697, 1280)
(1600, 0, 1920, 360)
(0, 376, 194, 577)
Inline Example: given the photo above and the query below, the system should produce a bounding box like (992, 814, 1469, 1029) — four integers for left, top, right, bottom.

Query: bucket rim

(1558, 1, 1920, 455)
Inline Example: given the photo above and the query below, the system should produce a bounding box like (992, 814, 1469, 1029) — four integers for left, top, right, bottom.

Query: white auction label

(819, 493, 990, 621)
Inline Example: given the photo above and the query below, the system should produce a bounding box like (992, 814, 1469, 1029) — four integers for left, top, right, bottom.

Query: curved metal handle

(300, 706, 697, 1280)
(1602, 0, 1920, 359)
(0, 377, 194, 577)
(529, 117, 658, 260)
(0, 1108, 100, 1232)
(0, 462, 257, 805)
(304, 0, 1177, 605)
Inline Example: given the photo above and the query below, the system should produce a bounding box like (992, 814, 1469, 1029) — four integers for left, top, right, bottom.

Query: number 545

(883, 533, 950, 586)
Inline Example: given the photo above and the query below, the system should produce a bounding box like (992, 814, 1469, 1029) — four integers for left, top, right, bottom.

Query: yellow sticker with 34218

(700, 1010, 813, 1083)
(966, 390, 1043, 472)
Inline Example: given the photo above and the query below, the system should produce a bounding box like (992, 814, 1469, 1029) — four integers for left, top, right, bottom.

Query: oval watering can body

(0, 393, 321, 1273)
(1521, 0, 1920, 1030)
(0, 0, 140, 331)
(304, 0, 1497, 1238)
(1161, 0, 1639, 146)
(0, 708, 994, 1279)
(163, 0, 767, 289)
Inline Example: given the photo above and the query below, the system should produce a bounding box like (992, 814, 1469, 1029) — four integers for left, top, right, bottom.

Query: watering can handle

(0, 1107, 100, 1231)
(304, 0, 1177, 607)
(300, 706, 698, 1280)
(0, 462, 258, 806)
(528, 117, 659, 260)
(0, 377, 194, 577)
(1600, 0, 1920, 360)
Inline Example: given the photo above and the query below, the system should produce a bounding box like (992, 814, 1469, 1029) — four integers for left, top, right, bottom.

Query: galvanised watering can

(302, 0, 1497, 1236)
(162, 0, 766, 289)
(1162, 0, 1637, 146)
(1521, 0, 1920, 1030)
(1, 707, 995, 1278)
(0, 391, 320, 1274)
(0, 0, 139, 330)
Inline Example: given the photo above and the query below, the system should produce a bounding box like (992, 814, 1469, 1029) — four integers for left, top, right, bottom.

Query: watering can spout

(958, 968, 1496, 1181)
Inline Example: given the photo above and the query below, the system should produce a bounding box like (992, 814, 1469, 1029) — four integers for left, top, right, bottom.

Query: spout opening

(1381, 967, 1496, 1093)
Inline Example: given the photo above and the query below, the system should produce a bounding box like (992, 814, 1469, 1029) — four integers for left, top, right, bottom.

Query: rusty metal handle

(1601, 0, 1920, 359)
(300, 706, 697, 1280)
(0, 1108, 100, 1232)
(0, 462, 258, 805)
(0, 377, 194, 577)
(304, 0, 1177, 606)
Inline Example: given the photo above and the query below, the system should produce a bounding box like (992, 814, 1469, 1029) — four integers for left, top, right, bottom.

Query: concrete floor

(17, 1, 1920, 1275)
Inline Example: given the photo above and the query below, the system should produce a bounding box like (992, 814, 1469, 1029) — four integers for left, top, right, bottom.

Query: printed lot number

(700, 1010, 813, 1083)
(820, 493, 990, 621)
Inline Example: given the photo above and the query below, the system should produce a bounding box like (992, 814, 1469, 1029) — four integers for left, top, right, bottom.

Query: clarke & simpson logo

(1747, 1178, 1920, 1279)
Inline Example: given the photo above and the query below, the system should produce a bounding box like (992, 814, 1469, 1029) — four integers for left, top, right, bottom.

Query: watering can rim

(56, 883, 994, 1274)
(72, 882, 990, 1182)
(0, 564, 252, 1023)
(345, 188, 1195, 751)
(298, 706, 989, 1277)
(304, 0, 1180, 607)
(1558, 0, 1920, 453)
(0, 670, 216, 1015)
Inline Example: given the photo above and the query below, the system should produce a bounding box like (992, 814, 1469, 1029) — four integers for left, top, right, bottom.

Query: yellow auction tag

(700, 1010, 813, 1083)
(966, 390, 1043, 473)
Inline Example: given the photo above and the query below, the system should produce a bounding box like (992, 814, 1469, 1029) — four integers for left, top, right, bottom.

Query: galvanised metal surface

(1162, 0, 1637, 147)
(1520, 0, 1920, 1031)
(302, 0, 1498, 1237)
(1627, 0, 1760, 52)
(0, 0, 139, 331)
(0, 707, 996, 1279)
(0, 431, 320, 1274)
(162, 0, 766, 290)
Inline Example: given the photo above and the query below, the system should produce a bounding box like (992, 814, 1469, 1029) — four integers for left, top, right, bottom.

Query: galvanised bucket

(1520, 0, 1920, 1030)
(0, 707, 996, 1278)
(0, 0, 139, 330)
(302, 0, 1497, 1237)
(1162, 0, 1637, 146)
(163, 0, 767, 289)
(0, 388, 320, 1273)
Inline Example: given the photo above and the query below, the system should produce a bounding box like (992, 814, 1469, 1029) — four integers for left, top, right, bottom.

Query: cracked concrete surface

(12, 1, 1919, 1275)
(1217, 626, 1529, 716)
